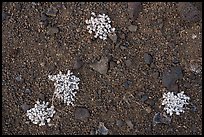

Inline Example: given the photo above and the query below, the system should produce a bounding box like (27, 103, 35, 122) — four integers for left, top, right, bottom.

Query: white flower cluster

(85, 12, 115, 40)
(162, 91, 190, 116)
(26, 101, 56, 126)
(48, 70, 80, 106)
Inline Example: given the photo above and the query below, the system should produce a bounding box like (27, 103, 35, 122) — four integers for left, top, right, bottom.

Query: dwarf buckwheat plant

(85, 12, 115, 40)
(26, 100, 55, 126)
(48, 70, 80, 106)
(162, 91, 190, 116)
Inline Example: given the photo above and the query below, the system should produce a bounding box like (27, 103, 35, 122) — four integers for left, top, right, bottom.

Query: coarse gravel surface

(2, 2, 202, 135)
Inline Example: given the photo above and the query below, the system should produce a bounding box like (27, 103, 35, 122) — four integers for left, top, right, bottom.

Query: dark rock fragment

(21, 103, 30, 112)
(177, 2, 201, 23)
(128, 2, 143, 21)
(144, 53, 153, 65)
(74, 107, 90, 121)
(90, 57, 110, 75)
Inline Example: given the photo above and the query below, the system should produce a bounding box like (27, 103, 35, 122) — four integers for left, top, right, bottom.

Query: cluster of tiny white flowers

(48, 70, 80, 106)
(26, 100, 56, 126)
(85, 12, 115, 40)
(162, 91, 190, 116)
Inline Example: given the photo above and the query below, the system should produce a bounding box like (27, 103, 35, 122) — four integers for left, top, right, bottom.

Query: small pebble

(73, 57, 84, 69)
(40, 13, 48, 21)
(191, 104, 197, 112)
(120, 45, 128, 50)
(161, 113, 171, 125)
(116, 60, 120, 64)
(74, 107, 90, 121)
(31, 2, 36, 5)
(118, 31, 126, 40)
(192, 2, 202, 11)
(125, 119, 134, 129)
(109, 61, 117, 69)
(120, 41, 129, 50)
(188, 72, 196, 80)
(162, 70, 173, 89)
(116, 120, 124, 127)
(141, 94, 148, 102)
(21, 103, 30, 112)
(47, 27, 59, 35)
(153, 112, 171, 126)
(162, 66, 183, 90)
(90, 129, 97, 135)
(177, 2, 201, 23)
(123, 80, 132, 89)
(81, 2, 85, 5)
(128, 2, 142, 21)
(125, 59, 132, 67)
(38, 93, 45, 101)
(97, 122, 109, 135)
(46, 7, 58, 17)
(123, 41, 130, 47)
(15, 75, 23, 82)
(96, 90, 102, 99)
(128, 25, 138, 32)
(138, 92, 144, 98)
(90, 57, 109, 75)
(152, 71, 159, 79)
(108, 32, 117, 43)
(146, 100, 155, 107)
(172, 58, 179, 64)
(24, 88, 32, 94)
(144, 53, 153, 65)
(153, 112, 161, 126)
(2, 12, 7, 21)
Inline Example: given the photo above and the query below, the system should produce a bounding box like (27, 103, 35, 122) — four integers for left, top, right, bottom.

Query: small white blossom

(86, 12, 115, 40)
(26, 101, 56, 126)
(48, 70, 80, 106)
(162, 91, 190, 116)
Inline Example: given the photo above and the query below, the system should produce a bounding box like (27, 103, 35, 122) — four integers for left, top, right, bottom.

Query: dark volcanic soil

(2, 2, 202, 135)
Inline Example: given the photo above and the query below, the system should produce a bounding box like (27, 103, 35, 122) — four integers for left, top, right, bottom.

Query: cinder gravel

(2, 2, 202, 135)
